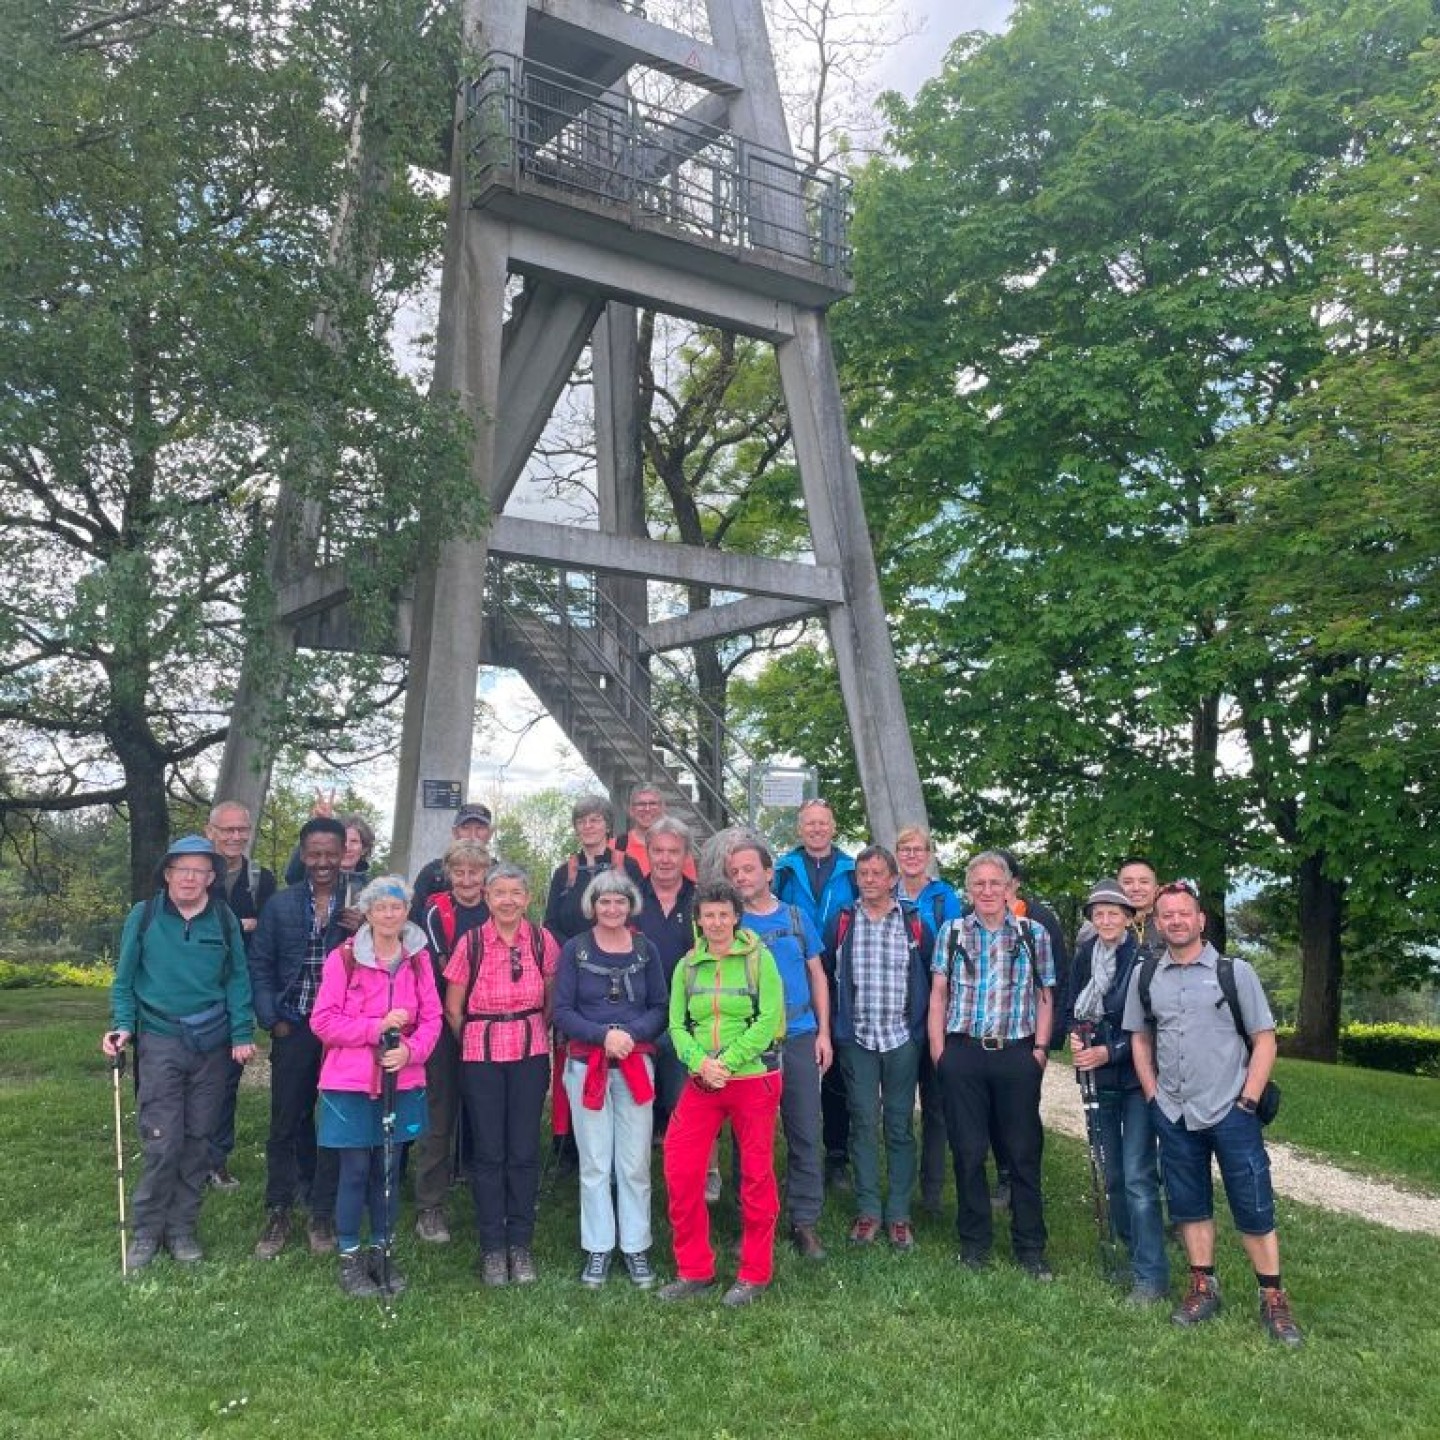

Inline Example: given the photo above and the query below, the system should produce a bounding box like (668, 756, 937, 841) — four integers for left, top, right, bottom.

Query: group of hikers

(103, 784, 1302, 1344)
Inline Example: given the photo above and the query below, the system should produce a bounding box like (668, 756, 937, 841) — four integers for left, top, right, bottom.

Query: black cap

(455, 804, 492, 827)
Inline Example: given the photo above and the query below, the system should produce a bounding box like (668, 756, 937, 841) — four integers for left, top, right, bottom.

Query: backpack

(680, 942, 785, 1067)
(335, 935, 427, 989)
(429, 892, 459, 957)
(832, 903, 927, 1031)
(573, 935, 655, 1006)
(448, 920, 549, 1062)
(753, 903, 815, 1025)
(1136, 950, 1281, 1123)
(941, 913, 1043, 988)
(138, 890, 242, 956)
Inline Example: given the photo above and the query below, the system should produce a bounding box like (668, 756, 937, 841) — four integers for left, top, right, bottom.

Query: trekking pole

(106, 1035, 129, 1279)
(379, 1029, 400, 1307)
(1072, 1023, 1123, 1281)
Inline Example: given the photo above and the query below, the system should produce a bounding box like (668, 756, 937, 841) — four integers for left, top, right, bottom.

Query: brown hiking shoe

(253, 1208, 290, 1261)
(1259, 1287, 1304, 1347)
(508, 1246, 538, 1284)
(1171, 1272, 1222, 1327)
(791, 1224, 827, 1261)
(308, 1216, 336, 1255)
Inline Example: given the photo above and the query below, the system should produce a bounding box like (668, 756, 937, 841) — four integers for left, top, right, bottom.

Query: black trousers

(460, 1054, 550, 1253)
(938, 1034, 1047, 1259)
(264, 1020, 338, 1217)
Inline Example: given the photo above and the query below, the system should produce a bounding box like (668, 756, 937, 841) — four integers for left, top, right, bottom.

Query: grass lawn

(3, 989, 1439, 1440)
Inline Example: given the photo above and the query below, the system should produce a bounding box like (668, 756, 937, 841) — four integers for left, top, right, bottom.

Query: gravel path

(1041, 1066, 1440, 1239)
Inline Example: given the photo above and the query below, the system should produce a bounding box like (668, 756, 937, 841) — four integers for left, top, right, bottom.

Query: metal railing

(487, 559, 765, 826)
(464, 52, 852, 277)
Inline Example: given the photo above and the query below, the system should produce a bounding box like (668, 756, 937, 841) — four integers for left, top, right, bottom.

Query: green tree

(0, 2, 471, 898)
(745, 0, 1440, 1054)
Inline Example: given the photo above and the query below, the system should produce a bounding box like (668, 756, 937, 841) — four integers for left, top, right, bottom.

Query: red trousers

(663, 1070, 782, 1286)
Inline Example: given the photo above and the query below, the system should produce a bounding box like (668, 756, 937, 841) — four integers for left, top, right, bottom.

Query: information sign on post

(422, 780, 463, 810)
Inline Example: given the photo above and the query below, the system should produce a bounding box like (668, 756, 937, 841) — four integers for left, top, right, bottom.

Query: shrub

(0, 959, 114, 991)
(1340, 1022, 1440, 1077)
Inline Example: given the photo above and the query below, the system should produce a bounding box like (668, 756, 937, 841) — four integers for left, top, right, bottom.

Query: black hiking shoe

(166, 1233, 203, 1264)
(622, 1250, 657, 1289)
(125, 1233, 160, 1274)
(580, 1250, 613, 1288)
(368, 1246, 407, 1296)
(337, 1250, 380, 1299)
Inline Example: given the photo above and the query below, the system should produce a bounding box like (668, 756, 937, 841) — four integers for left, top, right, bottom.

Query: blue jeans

(1098, 1086, 1169, 1291)
(1152, 1098, 1276, 1236)
(334, 1145, 403, 1250)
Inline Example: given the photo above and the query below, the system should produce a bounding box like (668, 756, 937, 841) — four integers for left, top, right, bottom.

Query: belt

(952, 1032, 1035, 1052)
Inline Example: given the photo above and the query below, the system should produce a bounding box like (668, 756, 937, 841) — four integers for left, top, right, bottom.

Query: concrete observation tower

(219, 0, 925, 868)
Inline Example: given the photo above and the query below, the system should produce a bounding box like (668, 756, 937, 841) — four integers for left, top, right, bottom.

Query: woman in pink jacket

(311, 875, 441, 1298)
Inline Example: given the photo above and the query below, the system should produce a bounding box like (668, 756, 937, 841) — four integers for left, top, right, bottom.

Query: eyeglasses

(895, 845, 928, 855)
(168, 866, 212, 879)
(212, 825, 250, 836)
(508, 947, 523, 984)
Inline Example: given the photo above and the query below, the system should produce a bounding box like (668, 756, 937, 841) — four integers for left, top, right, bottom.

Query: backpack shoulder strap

(431, 892, 458, 955)
(1137, 951, 1162, 1025)
(930, 892, 946, 937)
(1215, 956, 1253, 1054)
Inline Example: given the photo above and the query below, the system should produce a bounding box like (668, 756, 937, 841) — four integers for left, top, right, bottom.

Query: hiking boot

(658, 1277, 715, 1302)
(166, 1233, 204, 1264)
(722, 1280, 767, 1308)
(508, 1246, 538, 1284)
(1171, 1272, 1222, 1327)
(958, 1250, 992, 1273)
(338, 1250, 380, 1299)
(414, 1207, 451, 1244)
(308, 1216, 336, 1255)
(849, 1215, 881, 1245)
(207, 1165, 241, 1193)
(622, 1250, 657, 1290)
(1259, 1287, 1304, 1347)
(825, 1158, 853, 1193)
(704, 1168, 722, 1204)
(580, 1250, 613, 1288)
(125, 1233, 161, 1273)
(1018, 1254, 1055, 1283)
(368, 1246, 407, 1296)
(480, 1250, 509, 1287)
(791, 1224, 827, 1261)
(887, 1221, 917, 1252)
(253, 1208, 290, 1260)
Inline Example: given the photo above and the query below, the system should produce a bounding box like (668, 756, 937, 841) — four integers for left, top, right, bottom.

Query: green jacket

(668, 927, 784, 1078)
(111, 895, 254, 1045)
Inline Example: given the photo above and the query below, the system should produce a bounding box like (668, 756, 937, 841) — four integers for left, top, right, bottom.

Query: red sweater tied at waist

(567, 1039, 657, 1110)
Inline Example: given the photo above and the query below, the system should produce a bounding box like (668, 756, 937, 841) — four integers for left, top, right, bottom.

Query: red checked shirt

(443, 919, 559, 1063)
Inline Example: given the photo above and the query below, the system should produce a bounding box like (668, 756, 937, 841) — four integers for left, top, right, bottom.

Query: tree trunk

(107, 711, 171, 901)
(1292, 852, 1344, 1061)
(1191, 689, 1228, 954)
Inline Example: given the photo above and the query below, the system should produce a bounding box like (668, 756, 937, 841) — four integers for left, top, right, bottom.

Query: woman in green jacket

(659, 880, 784, 1307)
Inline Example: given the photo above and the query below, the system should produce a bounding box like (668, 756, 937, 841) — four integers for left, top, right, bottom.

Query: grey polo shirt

(1121, 943, 1274, 1130)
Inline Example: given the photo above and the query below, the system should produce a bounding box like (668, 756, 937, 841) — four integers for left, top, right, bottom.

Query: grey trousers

(411, 1021, 463, 1209)
(779, 1031, 825, 1227)
(131, 1032, 229, 1241)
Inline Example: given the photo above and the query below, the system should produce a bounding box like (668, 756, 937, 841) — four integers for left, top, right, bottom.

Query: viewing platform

(462, 52, 853, 309)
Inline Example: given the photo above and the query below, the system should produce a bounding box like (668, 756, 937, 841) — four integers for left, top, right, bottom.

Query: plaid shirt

(848, 901, 912, 1053)
(443, 919, 559, 1063)
(280, 885, 336, 1020)
(934, 911, 1054, 1041)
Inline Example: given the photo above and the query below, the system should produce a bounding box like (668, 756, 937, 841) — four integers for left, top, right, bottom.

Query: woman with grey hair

(542, 796, 646, 1170)
(543, 794, 644, 943)
(311, 875, 442, 1297)
(552, 869, 668, 1288)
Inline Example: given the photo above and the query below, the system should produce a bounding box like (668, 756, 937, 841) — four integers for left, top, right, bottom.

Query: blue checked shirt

(933, 911, 1055, 1041)
(280, 885, 336, 1020)
(849, 901, 912, 1053)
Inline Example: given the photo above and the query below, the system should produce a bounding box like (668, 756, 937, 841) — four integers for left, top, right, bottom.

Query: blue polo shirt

(743, 903, 822, 1038)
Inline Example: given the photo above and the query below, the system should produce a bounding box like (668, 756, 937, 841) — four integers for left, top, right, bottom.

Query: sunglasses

(508, 946, 523, 984)
(1158, 879, 1200, 900)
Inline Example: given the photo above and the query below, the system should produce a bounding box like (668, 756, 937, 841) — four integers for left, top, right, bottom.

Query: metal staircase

(487, 560, 761, 838)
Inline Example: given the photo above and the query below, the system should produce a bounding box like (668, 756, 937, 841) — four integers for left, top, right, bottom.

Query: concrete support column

(392, 0, 528, 874)
(776, 310, 926, 845)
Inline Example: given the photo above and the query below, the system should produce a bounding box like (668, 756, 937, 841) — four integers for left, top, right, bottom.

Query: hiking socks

(1255, 1271, 1282, 1291)
(1191, 1264, 1217, 1281)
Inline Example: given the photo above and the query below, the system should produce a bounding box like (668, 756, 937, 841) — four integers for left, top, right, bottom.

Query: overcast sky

(874, 1, 1014, 97)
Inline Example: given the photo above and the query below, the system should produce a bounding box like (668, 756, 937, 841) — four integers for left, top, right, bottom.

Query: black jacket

(1062, 932, 1143, 1091)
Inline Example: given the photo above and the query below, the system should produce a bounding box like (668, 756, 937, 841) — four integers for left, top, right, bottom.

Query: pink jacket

(311, 924, 442, 1097)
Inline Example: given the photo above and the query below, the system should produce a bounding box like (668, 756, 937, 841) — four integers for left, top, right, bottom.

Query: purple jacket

(312, 923, 441, 1097)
